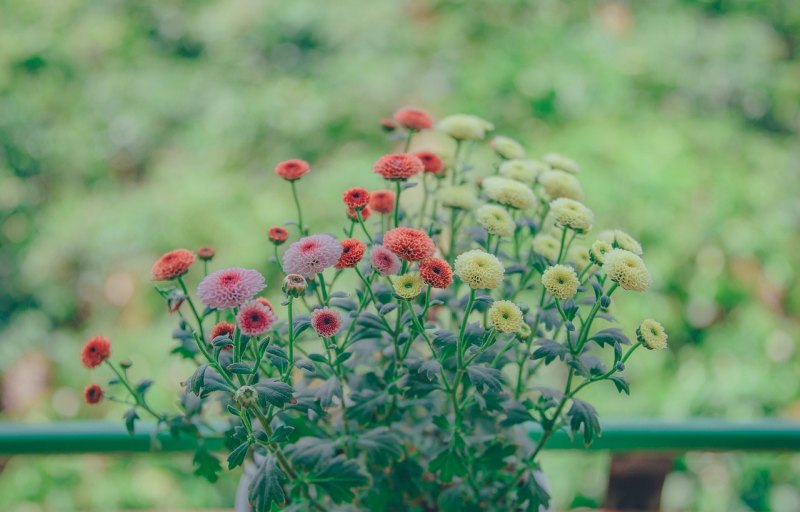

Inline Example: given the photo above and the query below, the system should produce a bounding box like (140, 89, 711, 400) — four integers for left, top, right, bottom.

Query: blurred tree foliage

(0, 0, 798, 510)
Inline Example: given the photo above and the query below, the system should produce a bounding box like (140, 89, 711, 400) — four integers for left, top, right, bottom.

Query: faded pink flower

(370, 245, 402, 276)
(236, 300, 277, 337)
(197, 268, 266, 310)
(281, 234, 343, 277)
(311, 307, 342, 338)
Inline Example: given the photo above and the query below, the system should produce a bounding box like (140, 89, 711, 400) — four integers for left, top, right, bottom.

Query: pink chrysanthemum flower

(394, 107, 434, 131)
(197, 246, 215, 261)
(335, 239, 367, 269)
(415, 151, 444, 175)
(84, 384, 103, 404)
(268, 226, 290, 245)
(343, 188, 370, 210)
(373, 153, 424, 181)
(311, 307, 342, 338)
(236, 300, 277, 337)
(346, 206, 371, 222)
(281, 234, 343, 277)
(151, 249, 195, 281)
(369, 190, 396, 214)
(380, 118, 397, 132)
(81, 336, 111, 369)
(274, 159, 310, 181)
(370, 245, 402, 276)
(383, 227, 436, 262)
(197, 268, 266, 309)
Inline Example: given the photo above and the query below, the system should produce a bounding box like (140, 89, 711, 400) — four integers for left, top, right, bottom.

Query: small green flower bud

(600, 295, 611, 308)
(565, 321, 576, 332)
(234, 386, 258, 408)
(282, 274, 307, 298)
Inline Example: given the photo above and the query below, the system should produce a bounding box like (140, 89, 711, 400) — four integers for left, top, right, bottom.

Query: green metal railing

(1, 420, 799, 455)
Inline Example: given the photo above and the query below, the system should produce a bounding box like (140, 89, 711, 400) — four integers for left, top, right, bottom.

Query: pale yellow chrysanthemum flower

(438, 114, 494, 141)
(589, 240, 613, 265)
(439, 185, 477, 210)
(476, 204, 515, 237)
(499, 159, 547, 184)
(532, 233, 561, 261)
(483, 176, 536, 210)
(518, 322, 532, 340)
(603, 248, 652, 292)
(454, 249, 505, 289)
(538, 170, 584, 201)
(549, 198, 594, 233)
(489, 136, 526, 159)
(542, 264, 580, 300)
(487, 300, 524, 333)
(637, 319, 668, 350)
(393, 273, 424, 299)
(597, 229, 643, 255)
(568, 245, 591, 272)
(543, 152, 580, 174)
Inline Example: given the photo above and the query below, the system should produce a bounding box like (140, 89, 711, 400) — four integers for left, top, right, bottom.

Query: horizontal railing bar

(0, 420, 798, 455)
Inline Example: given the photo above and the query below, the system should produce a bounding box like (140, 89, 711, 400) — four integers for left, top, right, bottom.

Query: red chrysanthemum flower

(81, 336, 111, 369)
(346, 206, 371, 222)
(84, 384, 103, 404)
(369, 189, 396, 214)
(151, 249, 195, 281)
(419, 258, 453, 289)
(210, 321, 236, 350)
(394, 107, 434, 131)
(256, 297, 276, 315)
(311, 307, 342, 338)
(373, 153, 424, 181)
(342, 187, 370, 210)
(236, 300, 277, 337)
(274, 159, 310, 181)
(335, 238, 367, 269)
(197, 246, 215, 261)
(383, 227, 435, 262)
(380, 118, 397, 132)
(415, 151, 444, 175)
(268, 226, 290, 245)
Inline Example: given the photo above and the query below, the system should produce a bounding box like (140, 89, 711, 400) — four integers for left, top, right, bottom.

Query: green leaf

(345, 390, 389, 425)
(476, 441, 515, 472)
(307, 456, 370, 504)
(268, 424, 295, 444)
(334, 351, 353, 366)
(418, 360, 442, 382)
(193, 447, 222, 483)
(122, 407, 139, 436)
(518, 468, 551, 512)
(227, 441, 250, 470)
(226, 362, 253, 374)
(188, 364, 208, 396)
(286, 437, 337, 470)
(589, 327, 630, 347)
(264, 345, 289, 373)
(356, 427, 404, 467)
(466, 365, 504, 393)
(532, 339, 568, 364)
(566, 398, 601, 446)
(429, 448, 467, 482)
(135, 379, 154, 395)
(500, 400, 535, 428)
(314, 377, 342, 408)
(248, 454, 287, 511)
(255, 379, 294, 408)
(609, 374, 630, 395)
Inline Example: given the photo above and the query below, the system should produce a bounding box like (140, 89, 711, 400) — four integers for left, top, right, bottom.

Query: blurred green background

(1, 0, 799, 510)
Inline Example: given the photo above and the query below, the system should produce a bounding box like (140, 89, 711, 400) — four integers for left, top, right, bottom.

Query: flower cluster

(84, 107, 667, 511)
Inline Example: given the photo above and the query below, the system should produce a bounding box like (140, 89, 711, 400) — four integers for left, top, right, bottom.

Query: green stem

(105, 360, 164, 422)
(177, 276, 206, 344)
(290, 180, 306, 235)
(393, 180, 402, 228)
(317, 273, 329, 306)
(403, 129, 414, 153)
(284, 299, 294, 383)
(556, 226, 569, 263)
(356, 210, 374, 244)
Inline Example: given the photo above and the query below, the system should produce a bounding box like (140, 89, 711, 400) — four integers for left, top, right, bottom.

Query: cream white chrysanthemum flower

(603, 249, 651, 292)
(393, 273, 424, 299)
(589, 240, 613, 265)
(438, 114, 494, 141)
(439, 185, 477, 210)
(532, 233, 561, 261)
(489, 136, 526, 159)
(543, 152, 580, 174)
(476, 204, 515, 237)
(538, 170, 584, 201)
(487, 300, 524, 333)
(499, 159, 547, 184)
(597, 229, 643, 255)
(518, 322, 532, 339)
(568, 245, 591, 272)
(541, 264, 580, 300)
(483, 176, 536, 210)
(549, 198, 594, 233)
(637, 319, 668, 350)
(454, 249, 505, 289)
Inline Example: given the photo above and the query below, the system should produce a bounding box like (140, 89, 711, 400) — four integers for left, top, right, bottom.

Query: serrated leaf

(307, 456, 370, 504)
(500, 400, 535, 428)
(466, 365, 504, 393)
(589, 327, 630, 347)
(429, 448, 467, 482)
(255, 379, 294, 408)
(609, 374, 630, 395)
(314, 377, 342, 408)
(227, 441, 250, 469)
(357, 312, 391, 332)
(566, 398, 601, 446)
(518, 469, 551, 512)
(248, 454, 286, 511)
(286, 437, 337, 470)
(265, 345, 289, 372)
(356, 427, 404, 467)
(532, 339, 568, 364)
(268, 424, 295, 444)
(193, 447, 222, 483)
(418, 360, 441, 382)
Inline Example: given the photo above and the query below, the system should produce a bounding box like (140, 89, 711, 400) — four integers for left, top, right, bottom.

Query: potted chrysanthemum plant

(80, 106, 668, 511)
